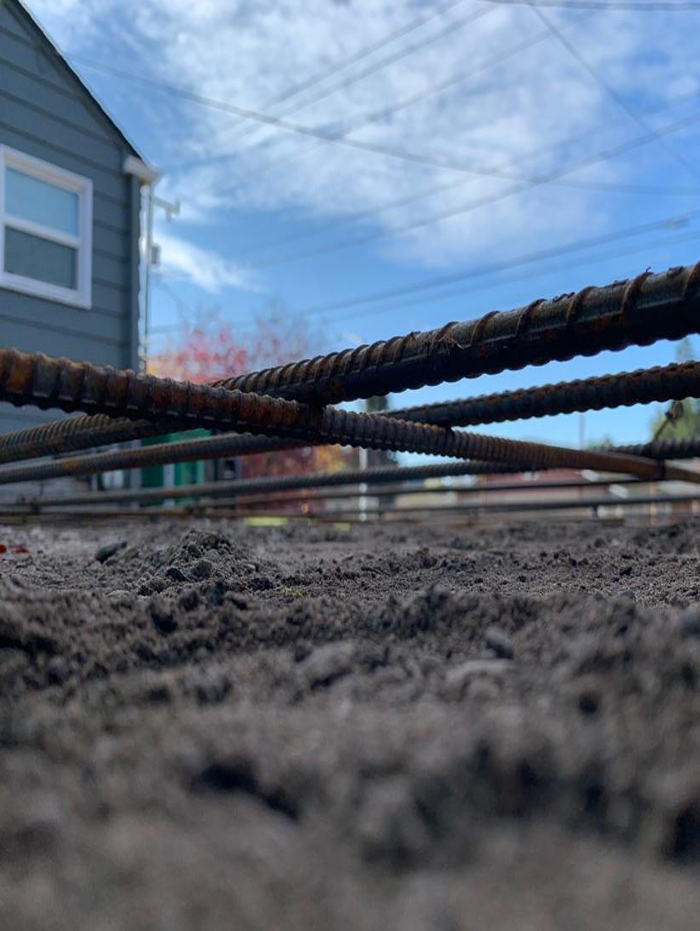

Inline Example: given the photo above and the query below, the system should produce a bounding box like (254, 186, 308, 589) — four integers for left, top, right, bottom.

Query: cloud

(154, 230, 258, 293)
(32, 0, 700, 270)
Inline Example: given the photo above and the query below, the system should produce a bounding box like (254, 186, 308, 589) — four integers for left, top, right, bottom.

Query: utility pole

(143, 185, 180, 372)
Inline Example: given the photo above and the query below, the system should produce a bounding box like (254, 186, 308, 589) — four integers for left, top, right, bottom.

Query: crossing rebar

(216, 261, 700, 404)
(0, 260, 699, 465)
(2, 356, 699, 475)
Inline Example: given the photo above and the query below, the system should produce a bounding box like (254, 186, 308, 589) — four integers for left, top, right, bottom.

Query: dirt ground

(2, 513, 700, 930)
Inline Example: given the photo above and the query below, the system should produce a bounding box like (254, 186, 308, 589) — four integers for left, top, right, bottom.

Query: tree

(649, 338, 700, 440)
(149, 307, 351, 481)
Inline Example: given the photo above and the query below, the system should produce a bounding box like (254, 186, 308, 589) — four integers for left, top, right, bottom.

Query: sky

(28, 0, 700, 450)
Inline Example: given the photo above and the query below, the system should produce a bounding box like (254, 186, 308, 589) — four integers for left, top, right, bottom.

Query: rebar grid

(2, 346, 698, 491)
(0, 260, 699, 466)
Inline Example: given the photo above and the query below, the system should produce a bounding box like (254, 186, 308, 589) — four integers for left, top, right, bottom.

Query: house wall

(0, 0, 140, 436)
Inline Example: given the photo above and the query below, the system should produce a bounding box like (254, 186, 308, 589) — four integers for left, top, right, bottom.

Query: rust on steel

(1, 346, 699, 487)
(2, 354, 700, 470)
(389, 360, 700, 428)
(0, 414, 169, 465)
(0, 434, 308, 487)
(0, 259, 698, 463)
(216, 261, 700, 404)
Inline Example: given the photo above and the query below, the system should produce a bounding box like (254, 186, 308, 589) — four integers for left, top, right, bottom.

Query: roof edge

(8, 0, 150, 167)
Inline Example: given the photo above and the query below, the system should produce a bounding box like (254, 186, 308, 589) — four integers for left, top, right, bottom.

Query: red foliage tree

(149, 307, 350, 481)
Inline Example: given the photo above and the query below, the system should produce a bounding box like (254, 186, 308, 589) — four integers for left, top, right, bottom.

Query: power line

(235, 83, 700, 260)
(523, 1, 700, 184)
(226, 5, 496, 148)
(288, 206, 700, 318)
(168, 208, 700, 341)
(327, 229, 700, 328)
(240, 107, 700, 271)
(479, 1, 700, 9)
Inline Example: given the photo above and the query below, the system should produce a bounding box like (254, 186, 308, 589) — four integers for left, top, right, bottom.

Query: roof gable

(2, 0, 143, 159)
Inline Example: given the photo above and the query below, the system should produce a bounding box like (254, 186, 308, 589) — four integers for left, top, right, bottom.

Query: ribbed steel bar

(216, 262, 700, 404)
(389, 361, 700, 428)
(0, 346, 698, 487)
(14, 461, 523, 509)
(2, 357, 698, 470)
(192, 476, 643, 512)
(0, 414, 169, 465)
(0, 434, 308, 487)
(610, 436, 700, 459)
(247, 492, 700, 521)
(0, 259, 698, 466)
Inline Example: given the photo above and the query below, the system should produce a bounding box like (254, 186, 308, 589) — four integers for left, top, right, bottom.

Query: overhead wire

(522, 0, 700, 184)
(236, 107, 700, 274)
(234, 83, 700, 260)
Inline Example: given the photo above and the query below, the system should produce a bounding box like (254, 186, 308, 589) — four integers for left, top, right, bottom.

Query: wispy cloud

(154, 230, 258, 293)
(33, 0, 700, 269)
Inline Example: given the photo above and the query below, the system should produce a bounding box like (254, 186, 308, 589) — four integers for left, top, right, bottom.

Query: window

(0, 146, 92, 308)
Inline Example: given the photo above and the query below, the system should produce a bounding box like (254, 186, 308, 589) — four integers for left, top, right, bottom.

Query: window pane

(5, 168, 79, 236)
(4, 227, 77, 290)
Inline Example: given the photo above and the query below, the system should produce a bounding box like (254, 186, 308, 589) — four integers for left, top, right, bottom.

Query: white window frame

(0, 145, 92, 309)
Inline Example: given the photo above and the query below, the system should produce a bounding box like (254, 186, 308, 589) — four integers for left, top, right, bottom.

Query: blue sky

(32, 0, 700, 449)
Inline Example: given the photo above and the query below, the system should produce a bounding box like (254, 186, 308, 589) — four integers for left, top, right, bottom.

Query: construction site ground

(2, 514, 700, 930)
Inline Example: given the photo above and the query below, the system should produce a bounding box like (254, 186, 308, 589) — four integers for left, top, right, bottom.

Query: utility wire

(240, 107, 700, 270)
(235, 83, 700, 259)
(285, 204, 700, 318)
(72, 50, 700, 203)
(479, 1, 700, 9)
(326, 229, 700, 328)
(225, 5, 496, 149)
(523, 1, 700, 184)
(169, 209, 700, 340)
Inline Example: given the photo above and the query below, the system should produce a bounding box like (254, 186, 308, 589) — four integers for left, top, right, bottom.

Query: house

(0, 0, 156, 437)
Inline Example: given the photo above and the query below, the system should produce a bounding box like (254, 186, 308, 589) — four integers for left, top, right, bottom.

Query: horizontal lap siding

(0, 2, 140, 430)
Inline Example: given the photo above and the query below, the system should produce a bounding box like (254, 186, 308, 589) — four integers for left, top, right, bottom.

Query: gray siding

(0, 0, 141, 437)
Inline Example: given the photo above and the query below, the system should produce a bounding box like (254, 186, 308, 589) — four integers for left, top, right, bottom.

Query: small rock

(165, 565, 187, 582)
(191, 558, 214, 580)
(95, 541, 126, 564)
(619, 588, 636, 602)
(47, 655, 69, 685)
(302, 643, 355, 689)
(484, 626, 515, 659)
(178, 588, 200, 612)
(150, 598, 177, 635)
(443, 659, 511, 700)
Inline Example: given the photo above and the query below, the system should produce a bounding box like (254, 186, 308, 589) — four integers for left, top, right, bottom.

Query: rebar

(0, 414, 169, 465)
(216, 261, 700, 404)
(610, 436, 700, 459)
(1, 260, 699, 464)
(15, 461, 524, 508)
(3, 347, 700, 497)
(389, 360, 700, 427)
(0, 434, 308, 487)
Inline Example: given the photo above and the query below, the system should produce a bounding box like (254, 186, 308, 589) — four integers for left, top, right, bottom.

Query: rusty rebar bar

(216, 261, 700, 403)
(0, 414, 169, 465)
(0, 259, 698, 465)
(0, 346, 698, 488)
(2, 357, 700, 476)
(10, 462, 524, 508)
(389, 360, 700, 427)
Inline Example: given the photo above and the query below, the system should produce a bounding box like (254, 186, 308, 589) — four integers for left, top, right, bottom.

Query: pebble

(94, 541, 126, 564)
(443, 659, 512, 699)
(484, 626, 515, 659)
(302, 643, 355, 689)
(191, 558, 214, 580)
